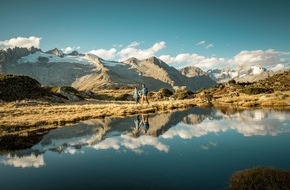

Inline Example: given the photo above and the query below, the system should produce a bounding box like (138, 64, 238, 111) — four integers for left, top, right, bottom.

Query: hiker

(140, 114, 150, 133)
(134, 115, 141, 129)
(133, 86, 140, 104)
(141, 83, 149, 104)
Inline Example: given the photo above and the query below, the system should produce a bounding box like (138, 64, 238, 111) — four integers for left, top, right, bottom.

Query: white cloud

(196, 40, 214, 50)
(88, 48, 117, 60)
(118, 41, 166, 61)
(61, 46, 80, 54)
(159, 53, 227, 70)
(113, 44, 123, 48)
(128, 41, 141, 47)
(228, 49, 290, 68)
(205, 44, 214, 49)
(196, 41, 205, 46)
(158, 55, 175, 63)
(159, 49, 290, 70)
(0, 36, 41, 49)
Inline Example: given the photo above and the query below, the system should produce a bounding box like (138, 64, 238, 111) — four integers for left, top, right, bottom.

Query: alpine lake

(1, 107, 290, 190)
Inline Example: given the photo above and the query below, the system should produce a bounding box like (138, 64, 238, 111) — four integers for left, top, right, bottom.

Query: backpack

(143, 87, 148, 95)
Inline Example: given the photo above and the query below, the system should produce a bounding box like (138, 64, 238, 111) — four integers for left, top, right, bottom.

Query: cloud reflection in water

(1, 108, 290, 168)
(162, 109, 290, 139)
(1, 154, 44, 168)
(92, 134, 169, 153)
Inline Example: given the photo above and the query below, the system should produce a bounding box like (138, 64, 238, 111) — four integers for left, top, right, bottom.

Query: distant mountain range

(1, 47, 286, 91)
(0, 47, 216, 91)
(178, 65, 286, 83)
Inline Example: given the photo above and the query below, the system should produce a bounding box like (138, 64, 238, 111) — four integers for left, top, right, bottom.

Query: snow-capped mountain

(17, 51, 94, 65)
(206, 66, 275, 83)
(45, 48, 64, 57)
(206, 68, 236, 83)
(0, 47, 216, 91)
(178, 64, 286, 84)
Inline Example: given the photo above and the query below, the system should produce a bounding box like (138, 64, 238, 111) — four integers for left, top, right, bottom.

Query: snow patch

(17, 51, 95, 65)
(250, 66, 264, 75)
(100, 59, 123, 67)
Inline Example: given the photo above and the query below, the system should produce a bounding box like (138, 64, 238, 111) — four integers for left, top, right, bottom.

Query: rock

(179, 66, 205, 77)
(37, 56, 49, 63)
(51, 86, 85, 101)
(46, 48, 64, 57)
(68, 51, 79, 56)
(0, 74, 53, 101)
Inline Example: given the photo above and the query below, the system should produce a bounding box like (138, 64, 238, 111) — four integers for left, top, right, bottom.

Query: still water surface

(1, 107, 290, 190)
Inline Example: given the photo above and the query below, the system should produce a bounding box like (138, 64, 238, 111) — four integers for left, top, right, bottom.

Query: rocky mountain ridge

(0, 47, 216, 92)
(179, 65, 286, 83)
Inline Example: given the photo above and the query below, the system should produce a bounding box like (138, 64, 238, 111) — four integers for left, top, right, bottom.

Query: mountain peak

(46, 48, 64, 57)
(142, 56, 166, 67)
(179, 66, 205, 77)
(68, 50, 80, 56)
(124, 57, 140, 64)
(146, 56, 161, 62)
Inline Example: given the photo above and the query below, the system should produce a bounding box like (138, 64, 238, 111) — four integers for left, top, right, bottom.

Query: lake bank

(0, 99, 196, 137)
(1, 91, 290, 135)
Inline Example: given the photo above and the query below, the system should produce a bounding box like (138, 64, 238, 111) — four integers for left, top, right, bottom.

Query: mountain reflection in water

(1, 107, 290, 169)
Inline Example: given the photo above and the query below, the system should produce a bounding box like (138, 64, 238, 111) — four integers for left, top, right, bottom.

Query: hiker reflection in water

(140, 114, 150, 133)
(132, 114, 141, 137)
(134, 115, 141, 129)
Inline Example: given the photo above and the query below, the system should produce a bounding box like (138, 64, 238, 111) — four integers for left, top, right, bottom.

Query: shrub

(115, 93, 130, 101)
(229, 167, 290, 190)
(119, 86, 134, 90)
(158, 88, 173, 97)
(171, 90, 193, 100)
(37, 56, 49, 63)
(228, 79, 236, 85)
(241, 87, 274, 95)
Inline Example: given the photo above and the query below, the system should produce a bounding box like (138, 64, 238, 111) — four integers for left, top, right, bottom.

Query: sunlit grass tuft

(229, 167, 290, 190)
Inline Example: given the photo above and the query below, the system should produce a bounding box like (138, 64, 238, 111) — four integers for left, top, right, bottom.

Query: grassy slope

(194, 70, 290, 108)
(230, 167, 290, 190)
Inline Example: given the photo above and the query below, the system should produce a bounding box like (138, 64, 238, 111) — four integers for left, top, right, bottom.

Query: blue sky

(0, 0, 289, 70)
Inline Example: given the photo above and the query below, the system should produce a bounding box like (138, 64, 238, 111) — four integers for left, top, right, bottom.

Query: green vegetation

(171, 89, 193, 100)
(241, 87, 274, 95)
(37, 56, 49, 63)
(230, 167, 290, 190)
(115, 93, 130, 101)
(157, 88, 173, 98)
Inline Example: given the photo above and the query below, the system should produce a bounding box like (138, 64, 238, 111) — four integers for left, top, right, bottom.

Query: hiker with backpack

(141, 83, 149, 105)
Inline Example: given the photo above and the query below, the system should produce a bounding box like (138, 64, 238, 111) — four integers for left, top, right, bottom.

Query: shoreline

(0, 92, 290, 137)
(0, 99, 196, 136)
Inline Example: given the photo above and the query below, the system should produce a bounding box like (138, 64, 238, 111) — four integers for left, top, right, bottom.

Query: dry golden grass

(1, 89, 290, 137)
(230, 167, 290, 190)
(0, 99, 196, 135)
(211, 91, 290, 109)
